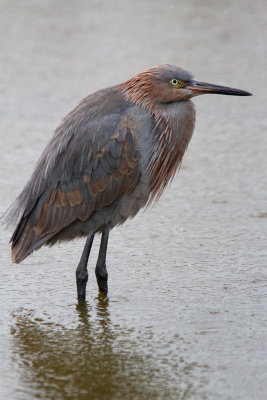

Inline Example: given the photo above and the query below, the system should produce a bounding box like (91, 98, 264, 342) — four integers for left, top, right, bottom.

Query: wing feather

(10, 113, 142, 263)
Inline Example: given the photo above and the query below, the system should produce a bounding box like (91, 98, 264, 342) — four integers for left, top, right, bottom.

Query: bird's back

(6, 87, 154, 263)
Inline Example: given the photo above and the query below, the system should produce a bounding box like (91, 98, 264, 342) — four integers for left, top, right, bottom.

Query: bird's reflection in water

(11, 295, 208, 400)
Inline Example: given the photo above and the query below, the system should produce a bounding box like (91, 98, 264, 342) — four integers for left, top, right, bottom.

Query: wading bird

(5, 65, 251, 300)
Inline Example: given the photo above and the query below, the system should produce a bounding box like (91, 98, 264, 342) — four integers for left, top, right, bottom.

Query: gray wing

(8, 103, 144, 263)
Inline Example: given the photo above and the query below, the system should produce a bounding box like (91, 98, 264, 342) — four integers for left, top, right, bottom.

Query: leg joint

(76, 269, 88, 283)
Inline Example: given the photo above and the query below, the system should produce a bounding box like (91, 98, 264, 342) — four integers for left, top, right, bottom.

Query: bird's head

(121, 64, 252, 111)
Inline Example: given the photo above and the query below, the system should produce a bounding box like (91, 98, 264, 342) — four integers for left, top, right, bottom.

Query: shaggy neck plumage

(120, 71, 195, 202)
(120, 70, 158, 114)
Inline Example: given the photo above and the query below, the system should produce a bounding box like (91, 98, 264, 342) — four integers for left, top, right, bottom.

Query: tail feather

(10, 215, 28, 245)
(11, 220, 54, 263)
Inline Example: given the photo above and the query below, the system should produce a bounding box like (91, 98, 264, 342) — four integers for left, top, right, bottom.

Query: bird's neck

(118, 82, 196, 201)
(148, 101, 196, 202)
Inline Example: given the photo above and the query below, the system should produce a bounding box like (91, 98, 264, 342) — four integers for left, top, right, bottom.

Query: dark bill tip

(187, 81, 253, 96)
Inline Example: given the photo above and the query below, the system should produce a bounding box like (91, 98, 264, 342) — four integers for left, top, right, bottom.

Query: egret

(5, 65, 252, 299)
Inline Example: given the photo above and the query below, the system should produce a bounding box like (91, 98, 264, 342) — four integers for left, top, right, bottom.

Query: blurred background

(0, 1, 266, 399)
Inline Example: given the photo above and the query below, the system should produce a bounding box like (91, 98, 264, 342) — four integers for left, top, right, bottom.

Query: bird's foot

(95, 264, 108, 294)
(76, 270, 88, 300)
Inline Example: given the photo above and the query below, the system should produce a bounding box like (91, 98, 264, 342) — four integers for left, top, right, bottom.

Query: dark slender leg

(95, 229, 109, 293)
(76, 233, 95, 300)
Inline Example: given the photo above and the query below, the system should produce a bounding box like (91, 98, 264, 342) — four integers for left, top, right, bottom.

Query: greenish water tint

(11, 296, 208, 400)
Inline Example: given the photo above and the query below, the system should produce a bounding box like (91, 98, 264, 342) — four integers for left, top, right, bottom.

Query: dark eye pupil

(173, 79, 178, 84)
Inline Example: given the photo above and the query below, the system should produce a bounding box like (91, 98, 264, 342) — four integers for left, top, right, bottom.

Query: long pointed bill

(186, 81, 252, 96)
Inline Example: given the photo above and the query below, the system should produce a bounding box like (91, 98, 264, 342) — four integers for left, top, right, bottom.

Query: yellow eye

(171, 79, 181, 87)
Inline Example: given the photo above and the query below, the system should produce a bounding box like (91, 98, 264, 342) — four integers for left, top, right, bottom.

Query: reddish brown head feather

(120, 66, 195, 203)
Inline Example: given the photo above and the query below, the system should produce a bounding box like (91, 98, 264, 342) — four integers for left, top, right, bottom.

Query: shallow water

(0, 1, 266, 399)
